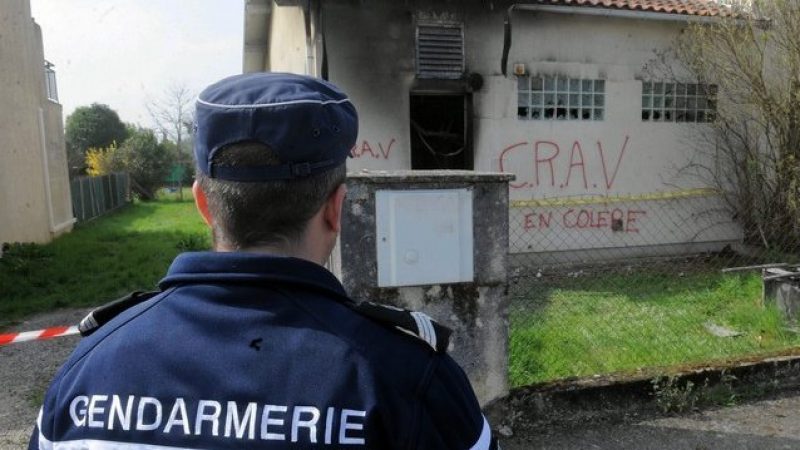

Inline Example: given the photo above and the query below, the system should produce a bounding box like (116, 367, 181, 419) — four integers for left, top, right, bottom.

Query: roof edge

(521, 1, 734, 18)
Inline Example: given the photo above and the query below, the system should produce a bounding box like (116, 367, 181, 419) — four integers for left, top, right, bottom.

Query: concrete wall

(258, 0, 741, 256)
(42, 100, 73, 231)
(0, 0, 74, 249)
(337, 172, 514, 405)
(268, 5, 308, 75)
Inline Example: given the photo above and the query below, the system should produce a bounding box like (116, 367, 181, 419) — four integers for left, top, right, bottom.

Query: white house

(243, 0, 741, 262)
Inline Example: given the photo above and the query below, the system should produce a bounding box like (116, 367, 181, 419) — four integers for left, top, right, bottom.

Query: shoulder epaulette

(78, 290, 161, 337)
(352, 301, 452, 353)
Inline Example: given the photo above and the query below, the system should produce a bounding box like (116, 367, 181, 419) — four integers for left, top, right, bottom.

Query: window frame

(44, 61, 59, 103)
(641, 81, 717, 124)
(517, 75, 606, 122)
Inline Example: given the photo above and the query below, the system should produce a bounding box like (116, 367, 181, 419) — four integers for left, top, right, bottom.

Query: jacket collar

(159, 251, 349, 300)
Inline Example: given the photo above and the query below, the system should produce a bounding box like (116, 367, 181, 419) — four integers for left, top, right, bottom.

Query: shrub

(115, 128, 173, 200)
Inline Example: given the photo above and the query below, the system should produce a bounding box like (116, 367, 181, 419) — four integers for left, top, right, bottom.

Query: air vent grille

(416, 25, 464, 79)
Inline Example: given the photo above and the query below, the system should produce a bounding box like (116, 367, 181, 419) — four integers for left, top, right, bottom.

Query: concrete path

(503, 391, 800, 449)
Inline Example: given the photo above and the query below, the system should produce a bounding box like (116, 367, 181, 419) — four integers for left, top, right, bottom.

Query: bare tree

(148, 82, 194, 200)
(675, 0, 800, 251)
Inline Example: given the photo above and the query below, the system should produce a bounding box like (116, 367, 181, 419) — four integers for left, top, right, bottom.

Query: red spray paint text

(350, 138, 396, 160)
(523, 208, 647, 233)
(499, 136, 630, 191)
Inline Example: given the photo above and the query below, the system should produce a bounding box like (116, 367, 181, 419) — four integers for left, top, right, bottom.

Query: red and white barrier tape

(0, 325, 80, 347)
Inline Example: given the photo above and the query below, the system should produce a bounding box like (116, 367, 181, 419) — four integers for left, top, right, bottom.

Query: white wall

(0, 0, 73, 248)
(466, 12, 739, 254)
(271, 1, 741, 255)
(324, 2, 415, 171)
(268, 4, 308, 75)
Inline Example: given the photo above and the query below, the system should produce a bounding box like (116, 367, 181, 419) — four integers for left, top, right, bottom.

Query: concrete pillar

(335, 170, 514, 405)
(0, 0, 51, 245)
(763, 268, 800, 323)
(0, 0, 73, 247)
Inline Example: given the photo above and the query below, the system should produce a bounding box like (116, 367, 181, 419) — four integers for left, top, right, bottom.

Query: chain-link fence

(70, 173, 130, 223)
(507, 190, 800, 387)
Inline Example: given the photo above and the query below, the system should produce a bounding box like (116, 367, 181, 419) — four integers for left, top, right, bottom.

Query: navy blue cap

(194, 72, 358, 181)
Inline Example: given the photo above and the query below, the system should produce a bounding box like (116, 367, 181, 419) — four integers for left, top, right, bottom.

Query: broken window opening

(409, 94, 472, 170)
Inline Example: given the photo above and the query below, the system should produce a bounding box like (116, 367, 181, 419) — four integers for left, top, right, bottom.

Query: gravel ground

(0, 308, 87, 449)
(6, 308, 800, 450)
(501, 390, 800, 449)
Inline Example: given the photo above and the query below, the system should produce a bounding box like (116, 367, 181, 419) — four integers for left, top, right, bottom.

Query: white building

(243, 0, 741, 262)
(0, 0, 74, 251)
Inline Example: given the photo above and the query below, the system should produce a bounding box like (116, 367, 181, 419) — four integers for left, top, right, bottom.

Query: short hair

(196, 141, 346, 250)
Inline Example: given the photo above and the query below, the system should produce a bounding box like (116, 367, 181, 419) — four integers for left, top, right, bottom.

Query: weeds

(175, 233, 210, 252)
(652, 372, 739, 413)
(652, 376, 702, 413)
(0, 242, 54, 275)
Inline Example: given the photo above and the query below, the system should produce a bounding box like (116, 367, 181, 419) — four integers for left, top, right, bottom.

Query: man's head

(191, 73, 358, 262)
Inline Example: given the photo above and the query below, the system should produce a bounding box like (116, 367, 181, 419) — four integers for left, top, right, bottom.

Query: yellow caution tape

(510, 188, 720, 208)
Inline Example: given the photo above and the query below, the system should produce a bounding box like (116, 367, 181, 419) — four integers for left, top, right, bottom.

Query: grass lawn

(4, 192, 800, 389)
(0, 193, 209, 326)
(509, 269, 800, 387)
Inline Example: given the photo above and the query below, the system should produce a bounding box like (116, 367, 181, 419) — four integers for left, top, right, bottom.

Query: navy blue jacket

(30, 252, 496, 449)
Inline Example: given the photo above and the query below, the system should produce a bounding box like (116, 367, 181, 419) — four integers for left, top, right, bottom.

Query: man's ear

(192, 180, 213, 227)
(323, 183, 347, 233)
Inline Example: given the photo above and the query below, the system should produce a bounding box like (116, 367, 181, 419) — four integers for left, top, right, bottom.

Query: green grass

(4, 191, 800, 389)
(0, 193, 209, 326)
(509, 270, 800, 386)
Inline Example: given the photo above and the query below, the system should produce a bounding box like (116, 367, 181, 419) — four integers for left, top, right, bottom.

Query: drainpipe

(304, 0, 315, 76)
(501, 4, 724, 76)
(303, 0, 329, 79)
(320, 33, 328, 80)
(319, 0, 328, 80)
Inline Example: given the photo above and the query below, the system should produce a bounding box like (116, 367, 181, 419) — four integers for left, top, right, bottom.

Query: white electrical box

(375, 189, 474, 287)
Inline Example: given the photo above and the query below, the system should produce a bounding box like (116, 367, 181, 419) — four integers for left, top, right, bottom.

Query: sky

(30, 0, 244, 128)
